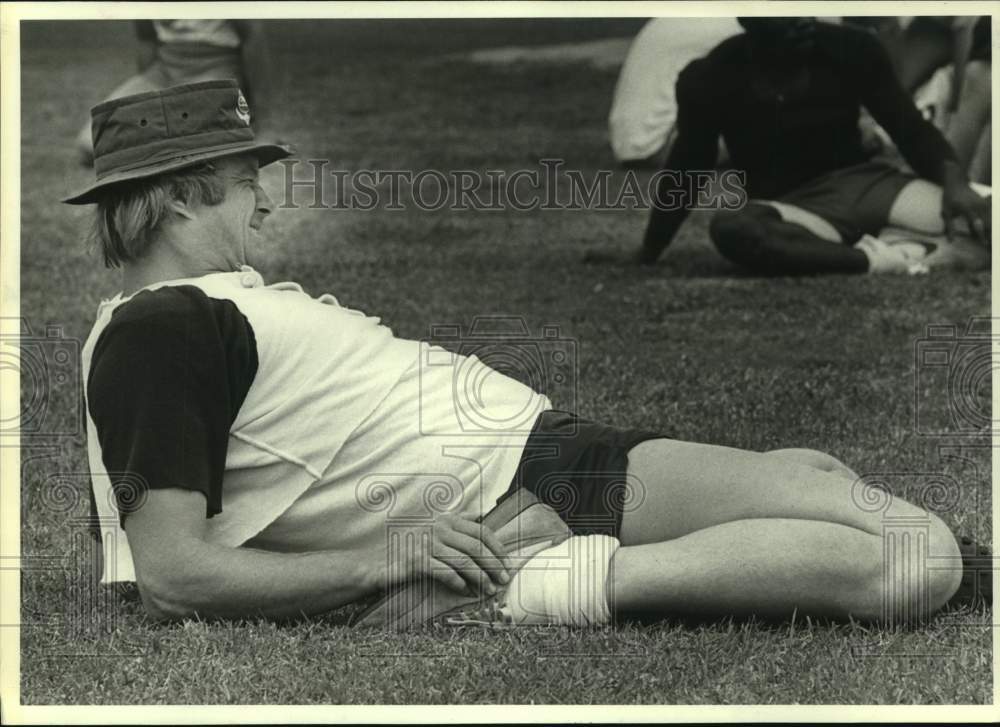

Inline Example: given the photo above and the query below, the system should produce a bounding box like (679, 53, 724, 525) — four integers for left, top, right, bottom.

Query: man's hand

(941, 164, 991, 247)
(380, 512, 512, 597)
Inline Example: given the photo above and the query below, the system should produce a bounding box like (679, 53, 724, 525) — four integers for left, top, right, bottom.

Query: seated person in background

(626, 17, 990, 276)
(75, 19, 281, 165)
(608, 17, 740, 168)
(68, 82, 988, 628)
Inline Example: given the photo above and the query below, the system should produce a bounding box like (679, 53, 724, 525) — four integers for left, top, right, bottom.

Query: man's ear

(167, 197, 196, 221)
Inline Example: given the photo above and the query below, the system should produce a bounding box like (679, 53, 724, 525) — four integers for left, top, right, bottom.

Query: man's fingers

(447, 516, 513, 572)
(426, 552, 471, 595)
(438, 529, 509, 588)
(433, 544, 495, 595)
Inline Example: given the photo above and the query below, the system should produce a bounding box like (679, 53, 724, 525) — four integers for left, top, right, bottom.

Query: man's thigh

(620, 438, 932, 547)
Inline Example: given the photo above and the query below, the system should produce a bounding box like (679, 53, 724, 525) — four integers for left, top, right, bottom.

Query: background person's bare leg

(943, 60, 992, 181)
(75, 70, 164, 163)
(879, 179, 989, 271)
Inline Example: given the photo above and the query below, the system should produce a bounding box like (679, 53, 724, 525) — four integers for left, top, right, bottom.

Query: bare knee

(853, 517, 962, 622)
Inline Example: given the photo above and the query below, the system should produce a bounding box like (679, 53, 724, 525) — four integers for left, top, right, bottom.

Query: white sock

(502, 534, 620, 626)
(855, 234, 930, 274)
(856, 234, 907, 274)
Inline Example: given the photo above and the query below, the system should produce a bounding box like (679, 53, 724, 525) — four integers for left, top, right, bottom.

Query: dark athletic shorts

(777, 160, 915, 245)
(493, 410, 665, 538)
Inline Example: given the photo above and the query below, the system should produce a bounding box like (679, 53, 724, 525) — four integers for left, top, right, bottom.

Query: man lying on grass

(67, 81, 989, 628)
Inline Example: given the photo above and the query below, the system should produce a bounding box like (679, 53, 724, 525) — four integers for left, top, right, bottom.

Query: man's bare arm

(124, 488, 511, 621)
(124, 489, 382, 621)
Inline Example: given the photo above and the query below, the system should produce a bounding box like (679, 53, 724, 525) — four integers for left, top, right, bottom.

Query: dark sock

(710, 205, 869, 275)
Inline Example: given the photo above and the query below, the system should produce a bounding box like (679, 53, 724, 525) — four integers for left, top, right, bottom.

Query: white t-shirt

(84, 268, 548, 582)
(608, 17, 740, 162)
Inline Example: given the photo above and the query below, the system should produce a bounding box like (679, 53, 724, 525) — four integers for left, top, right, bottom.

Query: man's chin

(245, 234, 280, 270)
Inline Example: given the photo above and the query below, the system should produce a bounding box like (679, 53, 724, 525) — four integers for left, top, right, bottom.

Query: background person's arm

(857, 27, 958, 184)
(855, 26, 988, 244)
(638, 61, 721, 264)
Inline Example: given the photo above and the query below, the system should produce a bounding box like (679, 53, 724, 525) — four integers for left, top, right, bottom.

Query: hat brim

(62, 141, 293, 205)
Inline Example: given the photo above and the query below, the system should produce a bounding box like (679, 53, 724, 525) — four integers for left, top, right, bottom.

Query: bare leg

(944, 61, 992, 175)
(612, 519, 889, 620)
(880, 179, 988, 270)
(609, 439, 962, 621)
(765, 447, 859, 479)
(967, 123, 990, 186)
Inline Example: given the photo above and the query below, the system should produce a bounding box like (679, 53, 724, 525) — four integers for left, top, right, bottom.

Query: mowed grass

(18, 19, 992, 705)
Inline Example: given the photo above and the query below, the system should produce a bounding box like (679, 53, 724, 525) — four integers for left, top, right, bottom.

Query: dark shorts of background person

(773, 160, 916, 245)
(493, 410, 666, 539)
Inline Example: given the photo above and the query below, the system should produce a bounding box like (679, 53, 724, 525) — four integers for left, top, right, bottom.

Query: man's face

(738, 17, 818, 56)
(197, 154, 274, 267)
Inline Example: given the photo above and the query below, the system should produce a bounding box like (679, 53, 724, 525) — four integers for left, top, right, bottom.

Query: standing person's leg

(608, 439, 963, 621)
(76, 67, 167, 163)
(944, 60, 992, 175)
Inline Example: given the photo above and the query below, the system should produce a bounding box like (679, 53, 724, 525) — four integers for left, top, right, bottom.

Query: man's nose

(255, 184, 274, 216)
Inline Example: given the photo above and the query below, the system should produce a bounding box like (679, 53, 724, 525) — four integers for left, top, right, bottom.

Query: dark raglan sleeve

(87, 285, 258, 521)
(851, 27, 958, 183)
(640, 57, 724, 262)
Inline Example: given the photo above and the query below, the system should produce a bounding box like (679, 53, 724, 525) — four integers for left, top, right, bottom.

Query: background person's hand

(379, 511, 511, 596)
(941, 175, 991, 247)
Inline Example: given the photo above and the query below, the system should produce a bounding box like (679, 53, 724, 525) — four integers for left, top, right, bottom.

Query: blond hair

(89, 162, 227, 268)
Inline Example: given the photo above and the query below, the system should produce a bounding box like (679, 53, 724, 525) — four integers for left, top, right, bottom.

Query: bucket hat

(63, 79, 291, 204)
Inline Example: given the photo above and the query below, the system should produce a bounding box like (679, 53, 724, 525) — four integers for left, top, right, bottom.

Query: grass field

(17, 19, 993, 705)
